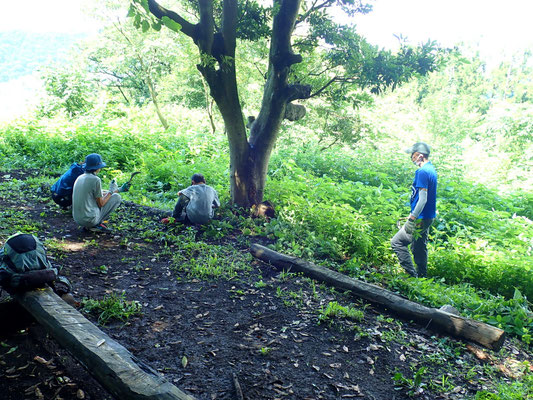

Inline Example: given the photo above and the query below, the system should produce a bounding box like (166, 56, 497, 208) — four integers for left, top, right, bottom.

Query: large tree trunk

(147, 0, 309, 207)
(226, 0, 307, 207)
(196, 0, 305, 207)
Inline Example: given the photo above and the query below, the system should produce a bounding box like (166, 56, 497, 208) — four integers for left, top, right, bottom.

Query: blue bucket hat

(84, 153, 107, 171)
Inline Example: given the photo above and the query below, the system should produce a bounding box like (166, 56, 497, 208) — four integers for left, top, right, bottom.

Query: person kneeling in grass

(161, 173, 220, 225)
(72, 153, 130, 233)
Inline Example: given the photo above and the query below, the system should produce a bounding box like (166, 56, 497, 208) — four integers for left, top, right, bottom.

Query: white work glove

(109, 179, 119, 193)
(404, 219, 416, 235)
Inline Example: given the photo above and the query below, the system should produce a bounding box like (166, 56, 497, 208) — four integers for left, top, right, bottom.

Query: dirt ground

(0, 170, 529, 400)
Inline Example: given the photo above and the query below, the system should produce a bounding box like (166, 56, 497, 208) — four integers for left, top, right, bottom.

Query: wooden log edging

(250, 244, 506, 351)
(15, 288, 195, 400)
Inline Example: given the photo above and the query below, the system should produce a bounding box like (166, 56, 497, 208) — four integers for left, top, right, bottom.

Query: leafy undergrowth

(81, 292, 142, 326)
(0, 169, 531, 400)
(1, 120, 531, 303)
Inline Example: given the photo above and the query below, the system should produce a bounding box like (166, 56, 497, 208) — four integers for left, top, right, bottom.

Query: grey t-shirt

(72, 173, 102, 226)
(181, 184, 220, 224)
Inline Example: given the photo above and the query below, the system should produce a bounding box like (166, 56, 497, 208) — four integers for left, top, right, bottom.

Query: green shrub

(1, 114, 531, 342)
(82, 292, 142, 325)
(318, 301, 364, 324)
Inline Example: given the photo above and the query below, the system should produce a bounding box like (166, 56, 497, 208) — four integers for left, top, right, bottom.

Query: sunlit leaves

(161, 16, 181, 33)
(141, 20, 150, 33)
(236, 1, 272, 41)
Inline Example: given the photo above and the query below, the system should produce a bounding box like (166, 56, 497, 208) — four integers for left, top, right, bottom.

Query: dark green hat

(405, 142, 430, 156)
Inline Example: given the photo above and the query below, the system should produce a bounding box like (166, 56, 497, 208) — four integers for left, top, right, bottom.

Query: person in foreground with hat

(72, 153, 130, 233)
(391, 142, 437, 278)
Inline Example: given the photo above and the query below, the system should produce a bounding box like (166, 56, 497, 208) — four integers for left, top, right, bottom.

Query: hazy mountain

(0, 31, 85, 82)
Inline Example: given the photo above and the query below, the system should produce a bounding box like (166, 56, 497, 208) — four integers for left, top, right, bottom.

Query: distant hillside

(0, 31, 86, 82)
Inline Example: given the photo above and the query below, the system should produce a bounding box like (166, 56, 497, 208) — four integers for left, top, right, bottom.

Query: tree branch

(93, 68, 126, 81)
(147, 0, 197, 39)
(222, 0, 238, 56)
(285, 84, 312, 102)
(296, 0, 335, 25)
(250, 0, 303, 151)
(115, 85, 131, 104)
(196, 0, 215, 52)
(307, 66, 337, 77)
(309, 76, 339, 98)
(320, 136, 341, 151)
(270, 0, 303, 70)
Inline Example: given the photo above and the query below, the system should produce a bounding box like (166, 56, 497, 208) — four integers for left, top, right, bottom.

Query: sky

(1, 0, 531, 52)
(353, 0, 533, 60)
(1, 0, 532, 119)
(1, 0, 99, 34)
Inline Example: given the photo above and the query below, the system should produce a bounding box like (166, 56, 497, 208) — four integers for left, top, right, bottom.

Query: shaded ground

(0, 170, 530, 400)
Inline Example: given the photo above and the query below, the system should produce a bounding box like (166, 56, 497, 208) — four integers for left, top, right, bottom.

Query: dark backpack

(51, 162, 85, 196)
(0, 233, 58, 292)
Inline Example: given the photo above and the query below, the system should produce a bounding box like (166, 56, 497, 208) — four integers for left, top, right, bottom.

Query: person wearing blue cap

(391, 142, 437, 278)
(72, 153, 130, 232)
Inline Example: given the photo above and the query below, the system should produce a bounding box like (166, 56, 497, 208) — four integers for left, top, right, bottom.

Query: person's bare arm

(96, 190, 118, 208)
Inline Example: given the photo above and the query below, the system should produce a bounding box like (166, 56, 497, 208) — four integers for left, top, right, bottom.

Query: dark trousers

(391, 219, 434, 277)
(172, 194, 190, 223)
(51, 192, 72, 209)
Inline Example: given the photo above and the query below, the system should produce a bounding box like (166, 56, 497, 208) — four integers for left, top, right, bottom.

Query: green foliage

(475, 373, 533, 400)
(40, 66, 95, 117)
(0, 119, 150, 170)
(389, 277, 533, 340)
(168, 233, 251, 280)
(318, 301, 364, 324)
(393, 366, 428, 396)
(82, 292, 142, 325)
(258, 346, 272, 356)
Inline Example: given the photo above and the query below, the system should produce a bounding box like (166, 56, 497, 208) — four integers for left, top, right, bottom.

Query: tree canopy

(127, 0, 442, 206)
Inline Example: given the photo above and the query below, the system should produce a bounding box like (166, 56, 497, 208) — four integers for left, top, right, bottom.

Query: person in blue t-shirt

(391, 142, 437, 278)
(51, 162, 86, 209)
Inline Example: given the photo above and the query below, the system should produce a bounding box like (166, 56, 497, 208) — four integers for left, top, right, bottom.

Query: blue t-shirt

(51, 163, 85, 197)
(410, 161, 437, 219)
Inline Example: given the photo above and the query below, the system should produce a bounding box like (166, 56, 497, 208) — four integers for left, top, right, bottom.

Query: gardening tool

(127, 171, 141, 184)
(110, 172, 140, 193)
(119, 171, 140, 192)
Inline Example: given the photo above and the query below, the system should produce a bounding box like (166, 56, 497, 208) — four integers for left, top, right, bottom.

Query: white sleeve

(411, 189, 427, 218)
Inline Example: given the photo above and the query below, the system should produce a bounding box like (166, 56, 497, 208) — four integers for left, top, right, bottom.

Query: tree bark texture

(147, 0, 309, 207)
(250, 244, 506, 350)
(14, 288, 196, 400)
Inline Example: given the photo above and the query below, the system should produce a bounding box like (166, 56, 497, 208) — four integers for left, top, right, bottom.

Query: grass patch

(81, 292, 142, 325)
(318, 301, 364, 324)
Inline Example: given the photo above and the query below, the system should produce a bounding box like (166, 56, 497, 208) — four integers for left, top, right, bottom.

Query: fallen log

(14, 288, 195, 400)
(250, 244, 505, 351)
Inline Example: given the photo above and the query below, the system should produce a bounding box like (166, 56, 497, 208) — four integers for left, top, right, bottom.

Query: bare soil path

(0, 170, 528, 400)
